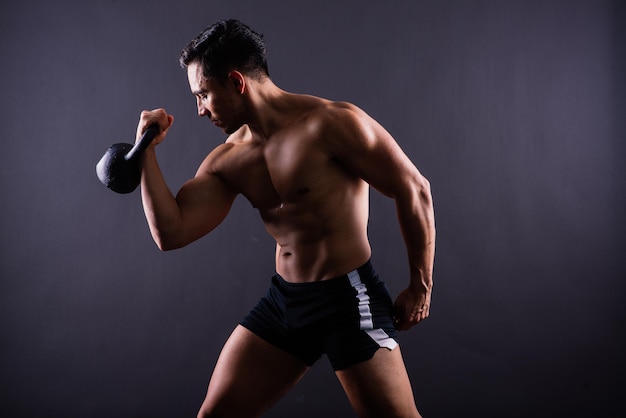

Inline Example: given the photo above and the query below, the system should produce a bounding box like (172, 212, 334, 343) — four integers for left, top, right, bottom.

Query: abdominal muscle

(274, 237, 372, 283)
(260, 192, 372, 283)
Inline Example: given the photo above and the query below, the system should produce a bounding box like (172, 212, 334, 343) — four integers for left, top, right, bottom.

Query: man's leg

(197, 325, 309, 418)
(335, 346, 422, 418)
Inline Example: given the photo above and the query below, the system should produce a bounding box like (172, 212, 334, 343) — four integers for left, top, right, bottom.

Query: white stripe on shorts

(347, 268, 398, 350)
(366, 329, 398, 350)
(348, 269, 373, 329)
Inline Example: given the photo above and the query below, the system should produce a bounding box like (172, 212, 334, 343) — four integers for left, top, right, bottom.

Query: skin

(137, 61, 435, 417)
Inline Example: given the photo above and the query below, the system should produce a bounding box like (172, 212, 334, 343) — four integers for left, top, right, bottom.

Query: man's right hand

(136, 108, 174, 147)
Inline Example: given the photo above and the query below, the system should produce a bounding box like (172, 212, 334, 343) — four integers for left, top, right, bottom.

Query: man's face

(187, 62, 245, 134)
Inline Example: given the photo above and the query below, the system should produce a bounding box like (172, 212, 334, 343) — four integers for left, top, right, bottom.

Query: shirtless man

(137, 19, 435, 418)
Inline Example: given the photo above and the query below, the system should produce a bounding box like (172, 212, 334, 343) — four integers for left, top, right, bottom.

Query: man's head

(179, 19, 269, 83)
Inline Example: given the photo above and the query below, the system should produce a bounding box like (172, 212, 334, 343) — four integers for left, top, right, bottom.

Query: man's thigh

(198, 325, 309, 418)
(335, 346, 422, 418)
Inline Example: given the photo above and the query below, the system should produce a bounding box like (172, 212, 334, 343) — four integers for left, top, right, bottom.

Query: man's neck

(244, 78, 293, 140)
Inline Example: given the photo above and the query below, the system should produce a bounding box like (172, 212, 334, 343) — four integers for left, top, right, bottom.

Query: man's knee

(197, 398, 264, 418)
(196, 405, 232, 418)
(196, 401, 226, 418)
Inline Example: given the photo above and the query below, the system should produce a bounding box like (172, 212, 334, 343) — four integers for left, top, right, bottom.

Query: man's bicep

(175, 171, 237, 243)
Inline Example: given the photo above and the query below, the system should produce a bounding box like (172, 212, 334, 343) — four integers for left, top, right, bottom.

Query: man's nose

(196, 98, 209, 117)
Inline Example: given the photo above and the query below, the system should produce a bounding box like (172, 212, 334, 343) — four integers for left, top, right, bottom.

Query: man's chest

(219, 136, 338, 209)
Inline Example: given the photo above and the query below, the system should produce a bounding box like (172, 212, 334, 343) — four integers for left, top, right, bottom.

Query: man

(137, 19, 435, 418)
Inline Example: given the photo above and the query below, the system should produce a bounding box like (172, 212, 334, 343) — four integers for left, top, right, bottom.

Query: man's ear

(227, 71, 246, 94)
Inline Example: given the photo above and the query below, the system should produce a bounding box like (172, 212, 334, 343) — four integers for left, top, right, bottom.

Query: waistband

(272, 259, 377, 294)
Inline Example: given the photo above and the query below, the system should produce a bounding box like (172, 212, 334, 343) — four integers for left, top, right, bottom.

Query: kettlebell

(95, 124, 159, 194)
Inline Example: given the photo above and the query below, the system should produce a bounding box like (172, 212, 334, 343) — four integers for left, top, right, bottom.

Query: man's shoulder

(302, 95, 360, 115)
(202, 126, 262, 172)
(301, 99, 371, 141)
(292, 96, 363, 131)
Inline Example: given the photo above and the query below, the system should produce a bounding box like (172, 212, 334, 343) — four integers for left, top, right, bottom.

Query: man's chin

(223, 123, 245, 135)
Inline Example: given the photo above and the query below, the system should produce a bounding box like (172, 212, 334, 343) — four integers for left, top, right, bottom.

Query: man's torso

(204, 97, 372, 282)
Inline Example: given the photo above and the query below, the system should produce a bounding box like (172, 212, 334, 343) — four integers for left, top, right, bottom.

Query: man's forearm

(396, 177, 436, 290)
(140, 149, 183, 250)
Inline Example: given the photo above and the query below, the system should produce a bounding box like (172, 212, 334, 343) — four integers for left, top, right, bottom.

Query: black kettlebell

(95, 124, 159, 194)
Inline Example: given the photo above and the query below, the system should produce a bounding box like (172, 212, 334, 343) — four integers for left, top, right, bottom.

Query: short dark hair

(179, 19, 269, 81)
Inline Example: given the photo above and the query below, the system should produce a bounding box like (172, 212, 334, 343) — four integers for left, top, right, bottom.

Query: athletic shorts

(240, 260, 398, 371)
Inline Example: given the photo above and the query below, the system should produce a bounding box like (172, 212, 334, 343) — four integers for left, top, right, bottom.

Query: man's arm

(137, 109, 237, 250)
(325, 103, 436, 331)
(392, 176, 435, 330)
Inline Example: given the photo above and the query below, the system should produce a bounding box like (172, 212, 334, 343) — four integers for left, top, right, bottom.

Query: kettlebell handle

(126, 124, 160, 161)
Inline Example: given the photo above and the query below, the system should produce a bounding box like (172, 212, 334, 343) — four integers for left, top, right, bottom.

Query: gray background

(1, 0, 624, 417)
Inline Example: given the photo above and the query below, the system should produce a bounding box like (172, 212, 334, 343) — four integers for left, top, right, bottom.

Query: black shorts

(240, 260, 398, 371)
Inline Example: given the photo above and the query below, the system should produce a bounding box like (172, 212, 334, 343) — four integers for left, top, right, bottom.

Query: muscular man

(137, 19, 435, 418)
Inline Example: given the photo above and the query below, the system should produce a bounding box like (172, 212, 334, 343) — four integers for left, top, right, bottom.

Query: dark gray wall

(1, 1, 623, 417)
